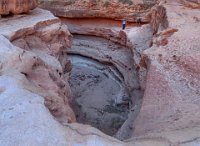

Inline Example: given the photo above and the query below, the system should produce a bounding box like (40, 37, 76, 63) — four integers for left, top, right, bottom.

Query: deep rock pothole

(68, 35, 143, 140)
(69, 55, 131, 136)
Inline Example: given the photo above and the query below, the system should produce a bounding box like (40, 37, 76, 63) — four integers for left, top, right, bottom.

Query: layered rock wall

(39, 0, 158, 22)
(0, 8, 75, 124)
(132, 0, 200, 141)
(0, 0, 37, 15)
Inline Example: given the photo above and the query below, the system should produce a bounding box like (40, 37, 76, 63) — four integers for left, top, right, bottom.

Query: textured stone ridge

(39, 0, 168, 35)
(39, 0, 159, 22)
(0, 8, 75, 124)
(0, 0, 37, 15)
(132, 0, 200, 140)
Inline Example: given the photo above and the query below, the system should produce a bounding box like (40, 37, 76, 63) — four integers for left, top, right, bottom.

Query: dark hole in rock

(68, 35, 143, 140)
(69, 55, 131, 136)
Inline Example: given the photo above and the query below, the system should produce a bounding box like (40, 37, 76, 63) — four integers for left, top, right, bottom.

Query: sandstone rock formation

(0, 7, 131, 146)
(0, 9, 153, 145)
(39, 0, 169, 35)
(132, 0, 200, 139)
(0, 0, 37, 15)
(39, 0, 200, 145)
(1, 0, 200, 146)
(39, 0, 159, 22)
(0, 8, 75, 125)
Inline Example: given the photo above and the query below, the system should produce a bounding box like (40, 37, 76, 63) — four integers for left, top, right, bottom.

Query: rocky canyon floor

(0, 0, 200, 146)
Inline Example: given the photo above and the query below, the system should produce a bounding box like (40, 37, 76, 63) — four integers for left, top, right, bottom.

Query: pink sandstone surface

(0, 0, 200, 146)
(0, 0, 37, 15)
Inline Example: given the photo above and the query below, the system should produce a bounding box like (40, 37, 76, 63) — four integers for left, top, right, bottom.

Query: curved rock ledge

(61, 18, 139, 46)
(61, 17, 153, 90)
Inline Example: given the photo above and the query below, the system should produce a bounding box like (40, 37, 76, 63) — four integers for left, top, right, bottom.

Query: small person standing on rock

(136, 17, 141, 24)
(122, 19, 126, 30)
